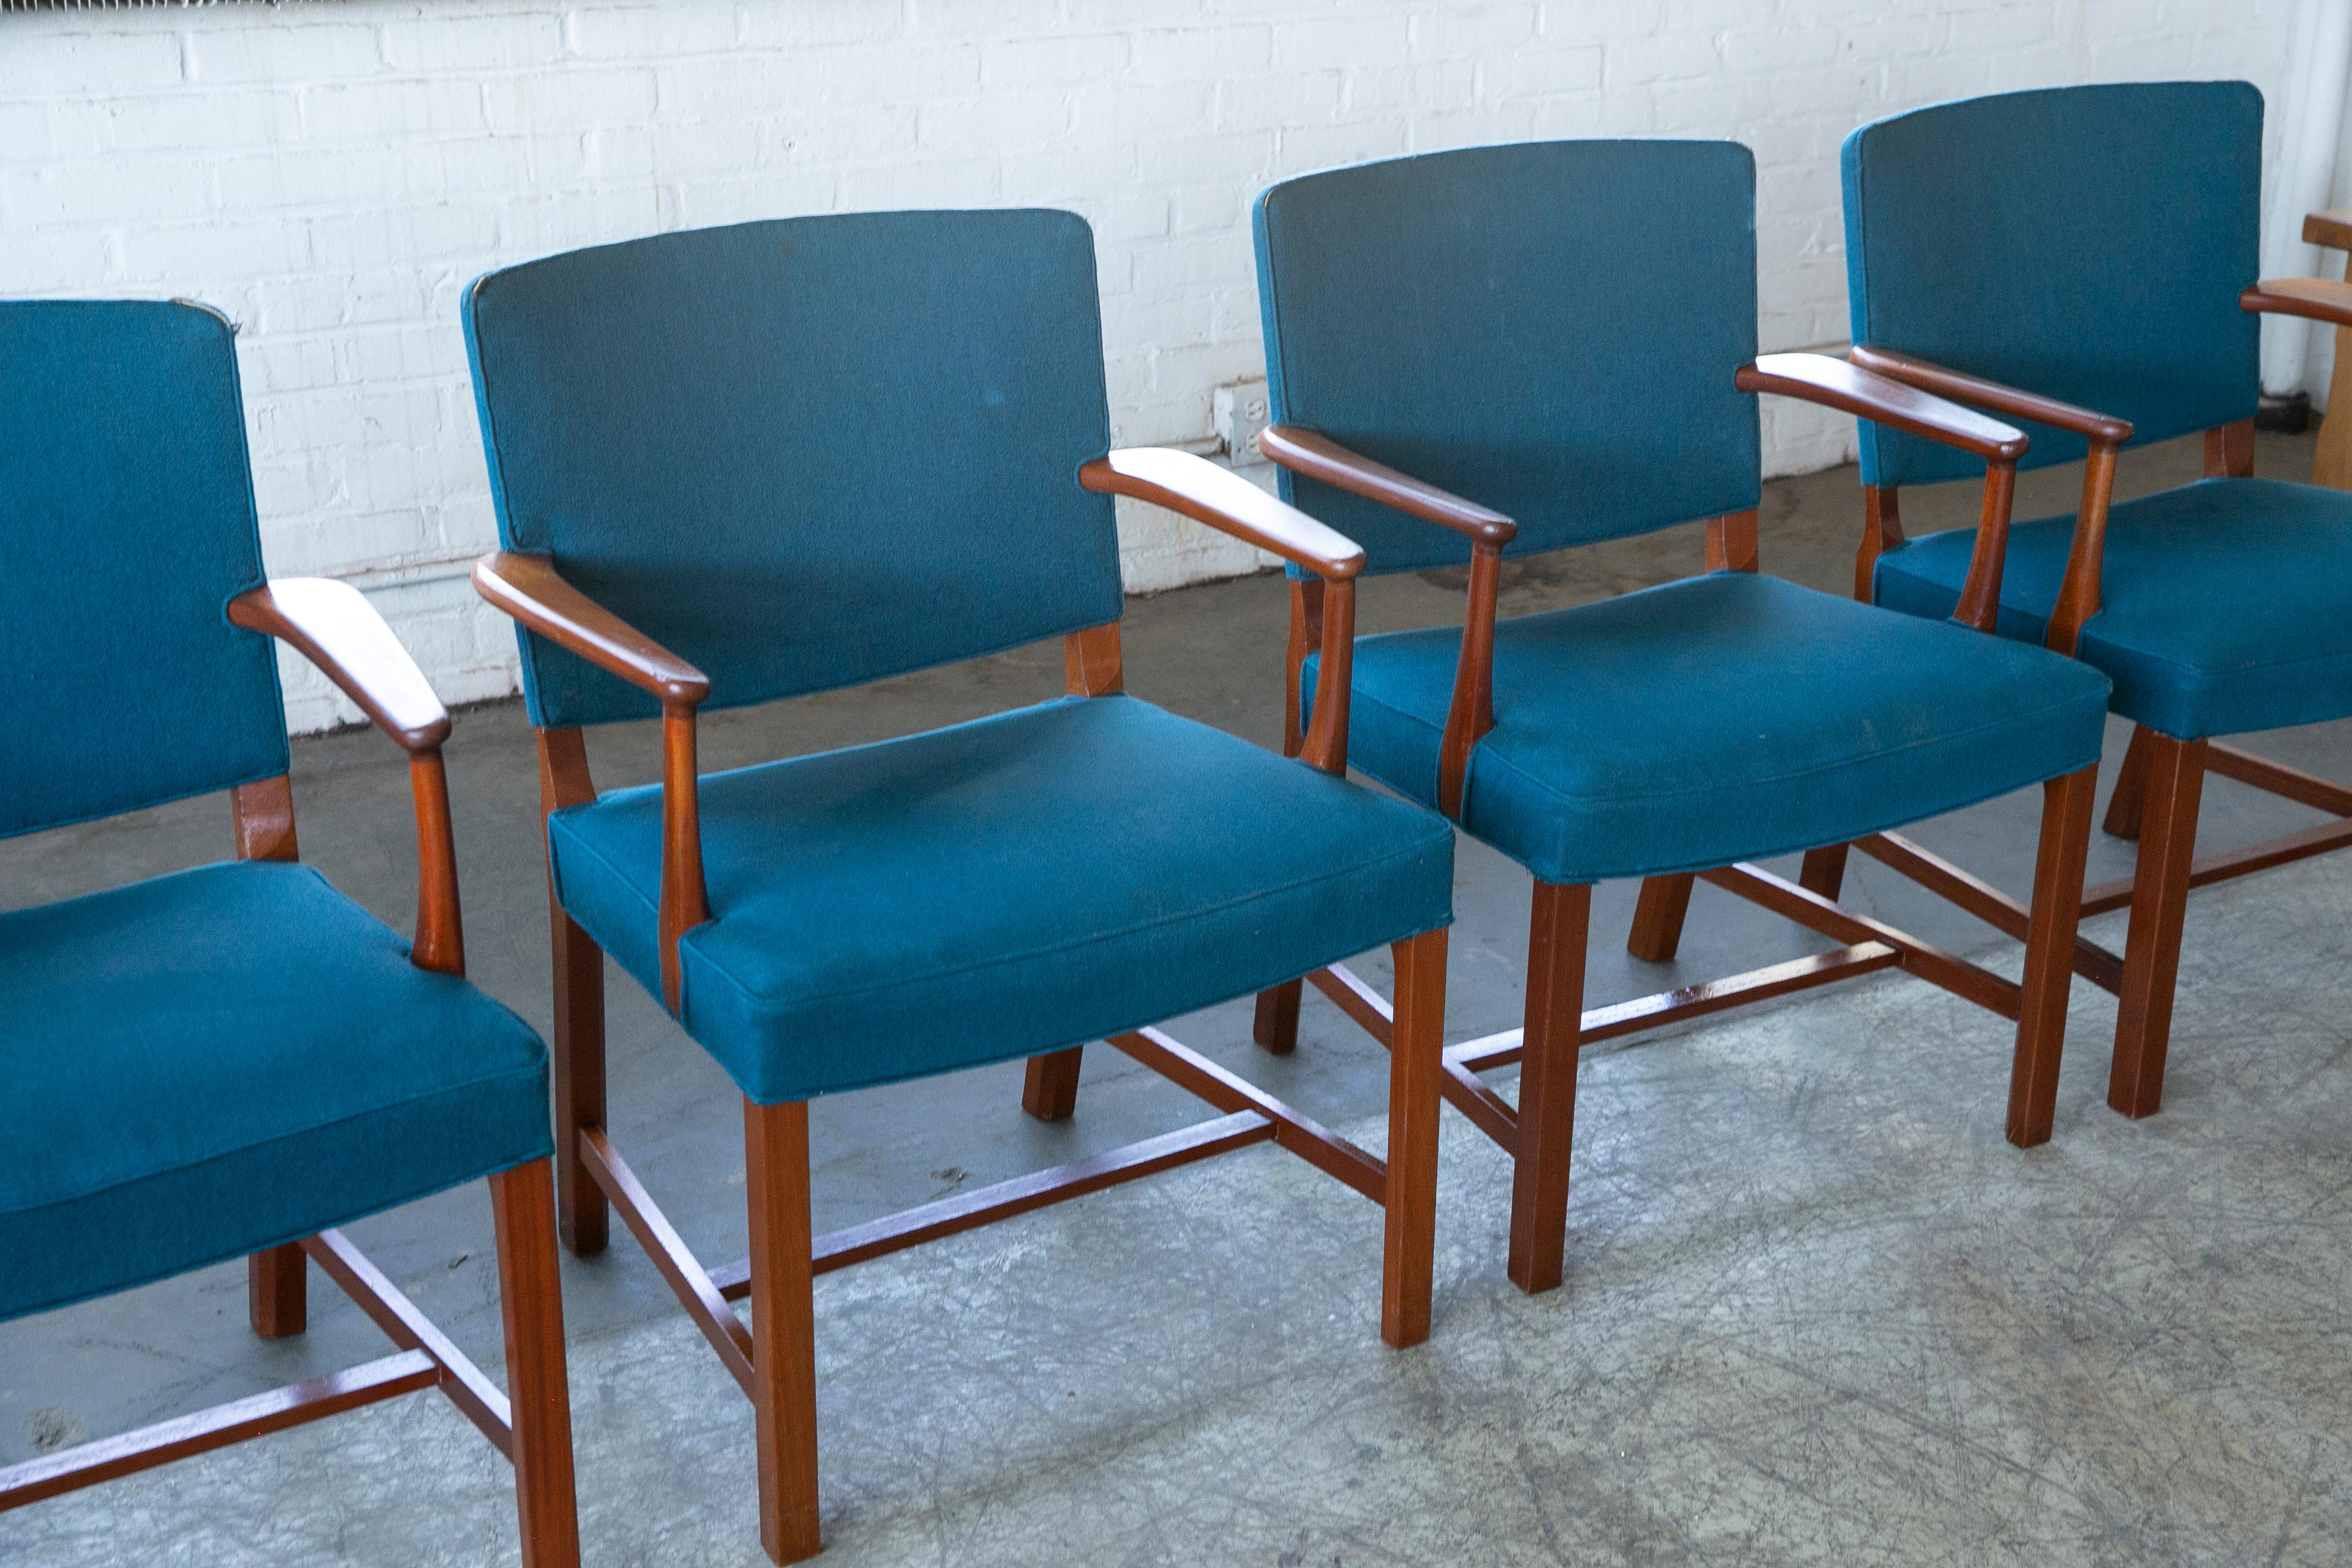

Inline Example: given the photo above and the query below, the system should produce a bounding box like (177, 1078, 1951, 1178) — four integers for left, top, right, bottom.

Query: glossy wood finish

(2208, 740, 2352, 814)
(1703, 508, 1760, 573)
(1020, 1049, 1083, 1121)
(1507, 881, 1589, 1295)
(2109, 734, 2207, 1118)
(2103, 726, 2153, 840)
(248, 1243, 308, 1339)
(1846, 346, 2135, 444)
(537, 728, 610, 1257)
(2240, 276, 2352, 329)
(1062, 620, 1124, 696)
(1110, 1028, 1386, 1201)
(580, 1127, 755, 1395)
(490, 1160, 581, 1568)
(2008, 766, 2100, 1146)
(1382, 927, 1449, 1347)
(1625, 872, 1695, 962)
(2204, 416, 2257, 479)
(2047, 439, 2119, 657)
(747, 1098, 823, 1566)
(1950, 459, 2020, 633)
(657, 704, 712, 1013)
(228, 578, 453, 752)
(1437, 540, 1503, 815)
(230, 773, 299, 863)
(1702, 861, 2022, 1018)
(1254, 579, 1324, 1052)
(1298, 577, 1357, 775)
(474, 551, 712, 704)
(1738, 354, 2028, 459)
(407, 748, 466, 975)
(1796, 843, 1851, 900)
(1260, 424, 1517, 543)
(304, 1226, 516, 1456)
(1855, 483, 1905, 597)
(1079, 448, 1365, 579)
(1855, 832, 2122, 994)
(0, 1352, 439, 1512)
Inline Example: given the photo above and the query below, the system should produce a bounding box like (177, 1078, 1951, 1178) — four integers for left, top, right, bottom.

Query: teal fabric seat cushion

(548, 694, 1455, 1104)
(1, 861, 551, 1323)
(1306, 571, 2111, 884)
(1873, 478, 2352, 741)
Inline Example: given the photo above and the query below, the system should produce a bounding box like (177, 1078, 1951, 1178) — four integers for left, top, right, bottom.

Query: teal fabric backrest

(1253, 140, 1763, 576)
(463, 210, 1126, 729)
(0, 300, 288, 840)
(1842, 81, 2263, 488)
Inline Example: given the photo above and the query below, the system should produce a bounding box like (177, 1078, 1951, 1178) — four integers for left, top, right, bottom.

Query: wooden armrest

(472, 551, 710, 706)
(1258, 425, 1517, 546)
(2304, 208, 2352, 252)
(1080, 448, 1364, 580)
(226, 578, 465, 973)
(1738, 353, 2028, 461)
(2242, 277, 2352, 330)
(228, 579, 450, 753)
(1848, 346, 2134, 445)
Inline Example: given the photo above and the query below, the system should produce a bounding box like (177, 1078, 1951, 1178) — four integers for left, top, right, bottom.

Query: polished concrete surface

(6, 434, 2350, 1564)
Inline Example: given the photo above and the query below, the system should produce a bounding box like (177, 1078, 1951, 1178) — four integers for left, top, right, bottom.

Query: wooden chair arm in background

(471, 551, 710, 1012)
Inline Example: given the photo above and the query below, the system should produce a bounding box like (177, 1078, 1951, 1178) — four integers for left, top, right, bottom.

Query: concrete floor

(5, 432, 2351, 1564)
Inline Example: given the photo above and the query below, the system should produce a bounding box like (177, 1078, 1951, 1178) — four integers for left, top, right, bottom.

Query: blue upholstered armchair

(1250, 140, 2117, 1296)
(461, 208, 1456, 1563)
(1842, 81, 2352, 1121)
(0, 301, 578, 1564)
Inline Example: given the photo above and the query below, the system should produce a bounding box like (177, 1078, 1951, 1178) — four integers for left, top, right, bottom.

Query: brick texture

(0, 0, 2300, 730)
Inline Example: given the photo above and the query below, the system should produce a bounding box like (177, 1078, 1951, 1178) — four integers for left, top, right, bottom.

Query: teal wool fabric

(1842, 82, 2262, 489)
(1253, 140, 1763, 576)
(0, 301, 288, 839)
(1874, 480, 2352, 741)
(1304, 572, 2111, 884)
(463, 210, 1127, 729)
(546, 695, 1455, 1104)
(1, 863, 551, 1322)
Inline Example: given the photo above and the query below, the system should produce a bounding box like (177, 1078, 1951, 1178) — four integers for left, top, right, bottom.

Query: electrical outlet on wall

(1213, 377, 1271, 467)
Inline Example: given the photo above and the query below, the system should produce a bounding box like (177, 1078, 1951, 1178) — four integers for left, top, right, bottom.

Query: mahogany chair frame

(1244, 353, 2104, 1294)
(0, 578, 579, 1567)
(1838, 273, 2352, 1120)
(475, 447, 1448, 1565)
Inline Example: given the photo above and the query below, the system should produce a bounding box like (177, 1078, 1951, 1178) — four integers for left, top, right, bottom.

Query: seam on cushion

(1471, 685, 2109, 808)
(12, 1060, 548, 1213)
(681, 827, 1453, 1013)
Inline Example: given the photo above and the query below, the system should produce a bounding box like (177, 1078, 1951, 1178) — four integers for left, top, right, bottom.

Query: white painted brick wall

(0, 0, 2302, 732)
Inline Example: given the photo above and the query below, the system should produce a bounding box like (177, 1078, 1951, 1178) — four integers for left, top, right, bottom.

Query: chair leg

(746, 1097, 823, 1566)
(2006, 766, 2098, 1147)
(1626, 873, 1693, 962)
(550, 906, 609, 1257)
(1508, 880, 1591, 1295)
(1253, 979, 1303, 1053)
(1020, 1048, 1083, 1121)
(248, 1244, 306, 1339)
(1382, 928, 1449, 1349)
(2103, 724, 2154, 840)
(1797, 843, 1850, 900)
(2110, 734, 2207, 1119)
(489, 1159, 581, 1568)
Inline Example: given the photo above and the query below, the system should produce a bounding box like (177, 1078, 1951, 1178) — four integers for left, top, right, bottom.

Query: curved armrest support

(1259, 425, 1517, 545)
(472, 551, 710, 706)
(1738, 353, 2028, 460)
(2242, 277, 2352, 330)
(1738, 355, 2030, 634)
(1847, 346, 2134, 445)
(472, 551, 709, 1011)
(1080, 448, 1364, 580)
(227, 579, 464, 973)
